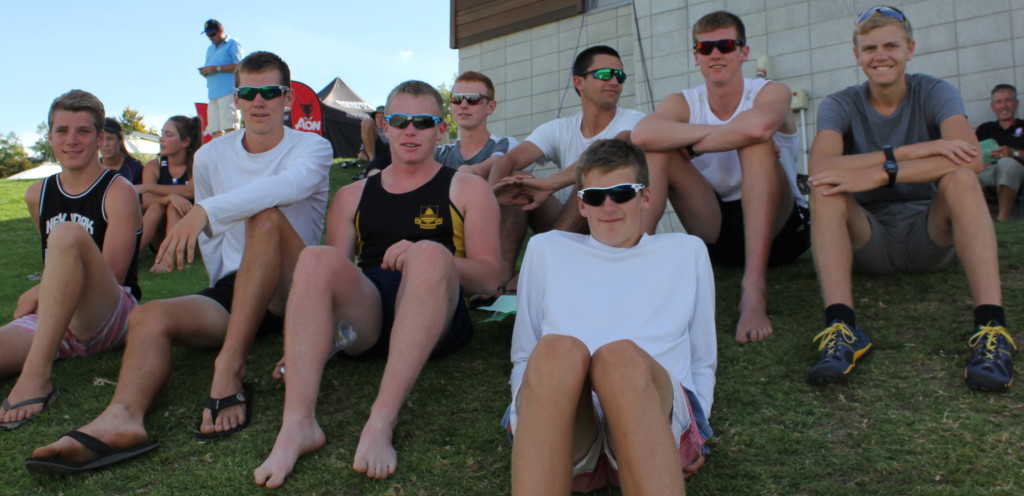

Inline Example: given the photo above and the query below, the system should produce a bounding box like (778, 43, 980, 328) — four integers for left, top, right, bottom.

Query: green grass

(0, 169, 1022, 495)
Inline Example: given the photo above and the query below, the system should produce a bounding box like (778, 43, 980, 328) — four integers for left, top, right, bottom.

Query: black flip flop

(24, 430, 159, 474)
(195, 382, 253, 440)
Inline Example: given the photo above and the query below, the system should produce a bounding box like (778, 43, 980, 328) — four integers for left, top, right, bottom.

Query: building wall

(457, 0, 1024, 233)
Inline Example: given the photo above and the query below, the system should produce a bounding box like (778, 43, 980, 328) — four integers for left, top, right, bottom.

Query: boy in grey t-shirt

(806, 6, 1014, 391)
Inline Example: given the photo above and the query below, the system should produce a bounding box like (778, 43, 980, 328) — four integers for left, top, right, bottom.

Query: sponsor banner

(194, 102, 213, 144)
(289, 81, 324, 136)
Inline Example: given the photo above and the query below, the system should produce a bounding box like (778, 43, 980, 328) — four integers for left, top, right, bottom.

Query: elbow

(630, 130, 655, 151)
(743, 120, 777, 143)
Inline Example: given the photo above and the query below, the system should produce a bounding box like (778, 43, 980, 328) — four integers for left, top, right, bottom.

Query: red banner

(289, 81, 323, 136)
(194, 102, 213, 144)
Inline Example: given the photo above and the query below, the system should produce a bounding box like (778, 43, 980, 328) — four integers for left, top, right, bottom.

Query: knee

(45, 221, 93, 251)
(294, 246, 349, 280)
(937, 166, 983, 196)
(403, 241, 455, 273)
(809, 185, 847, 216)
(523, 335, 591, 385)
(245, 208, 286, 236)
(125, 302, 172, 343)
(590, 340, 652, 389)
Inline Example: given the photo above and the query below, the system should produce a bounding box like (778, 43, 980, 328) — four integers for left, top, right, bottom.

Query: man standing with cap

(199, 19, 243, 138)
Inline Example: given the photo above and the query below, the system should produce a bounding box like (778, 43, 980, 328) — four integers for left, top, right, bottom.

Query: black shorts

(356, 267, 473, 360)
(196, 272, 284, 335)
(705, 198, 810, 268)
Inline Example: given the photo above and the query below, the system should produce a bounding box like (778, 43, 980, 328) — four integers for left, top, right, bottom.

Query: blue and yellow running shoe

(964, 323, 1016, 392)
(808, 321, 872, 384)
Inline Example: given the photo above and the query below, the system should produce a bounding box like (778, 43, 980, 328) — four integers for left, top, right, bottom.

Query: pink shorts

(10, 286, 137, 359)
(505, 376, 707, 493)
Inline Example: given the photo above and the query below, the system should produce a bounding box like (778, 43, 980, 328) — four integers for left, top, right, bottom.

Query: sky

(0, 1, 459, 149)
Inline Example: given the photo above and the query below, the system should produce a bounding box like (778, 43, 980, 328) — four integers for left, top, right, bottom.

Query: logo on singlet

(414, 206, 443, 230)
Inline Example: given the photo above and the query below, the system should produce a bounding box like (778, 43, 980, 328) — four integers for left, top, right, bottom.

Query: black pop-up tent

(318, 78, 376, 158)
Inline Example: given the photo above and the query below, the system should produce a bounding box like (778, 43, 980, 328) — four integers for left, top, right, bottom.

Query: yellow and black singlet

(354, 166, 466, 270)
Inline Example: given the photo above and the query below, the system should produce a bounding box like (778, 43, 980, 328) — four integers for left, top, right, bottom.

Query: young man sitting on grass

(806, 6, 1014, 391)
(252, 80, 500, 487)
(0, 90, 142, 431)
(504, 139, 715, 495)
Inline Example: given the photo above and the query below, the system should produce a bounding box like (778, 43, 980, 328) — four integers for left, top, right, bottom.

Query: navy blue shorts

(356, 267, 473, 359)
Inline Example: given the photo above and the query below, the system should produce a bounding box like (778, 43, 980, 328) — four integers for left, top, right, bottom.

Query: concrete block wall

(458, 0, 1024, 233)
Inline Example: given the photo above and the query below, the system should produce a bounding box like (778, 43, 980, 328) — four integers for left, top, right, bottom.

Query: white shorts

(206, 93, 239, 133)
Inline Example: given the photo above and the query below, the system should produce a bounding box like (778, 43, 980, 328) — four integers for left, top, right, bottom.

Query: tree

(436, 82, 458, 139)
(119, 106, 155, 135)
(0, 132, 33, 178)
(30, 122, 54, 164)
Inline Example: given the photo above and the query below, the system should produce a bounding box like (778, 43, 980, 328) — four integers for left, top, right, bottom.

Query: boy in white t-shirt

(505, 139, 716, 494)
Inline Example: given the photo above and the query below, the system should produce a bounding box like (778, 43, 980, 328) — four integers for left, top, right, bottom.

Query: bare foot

(271, 357, 286, 382)
(736, 288, 773, 344)
(199, 372, 248, 436)
(1, 380, 54, 424)
(352, 417, 397, 479)
(32, 405, 148, 464)
(149, 258, 173, 274)
(254, 417, 327, 489)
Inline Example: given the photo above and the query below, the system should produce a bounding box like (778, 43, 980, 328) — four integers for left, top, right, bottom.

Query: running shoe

(808, 321, 872, 384)
(964, 323, 1016, 392)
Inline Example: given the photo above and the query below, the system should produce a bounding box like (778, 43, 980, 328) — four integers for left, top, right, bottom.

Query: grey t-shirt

(434, 135, 518, 170)
(816, 73, 965, 209)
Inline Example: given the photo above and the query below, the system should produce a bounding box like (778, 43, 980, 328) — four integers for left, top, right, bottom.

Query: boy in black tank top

(0, 90, 142, 430)
(253, 81, 500, 488)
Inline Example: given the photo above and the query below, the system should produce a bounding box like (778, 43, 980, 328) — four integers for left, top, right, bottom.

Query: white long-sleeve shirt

(194, 127, 333, 285)
(510, 231, 717, 419)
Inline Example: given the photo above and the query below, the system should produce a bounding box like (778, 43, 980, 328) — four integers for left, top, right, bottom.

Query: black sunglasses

(856, 6, 907, 25)
(577, 183, 645, 206)
(385, 113, 442, 130)
(450, 93, 489, 105)
(584, 68, 627, 84)
(693, 39, 745, 56)
(235, 85, 290, 101)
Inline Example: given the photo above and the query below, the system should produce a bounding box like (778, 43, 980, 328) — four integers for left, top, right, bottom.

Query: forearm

(454, 257, 500, 295)
(633, 118, 715, 152)
(141, 183, 194, 199)
(694, 111, 781, 153)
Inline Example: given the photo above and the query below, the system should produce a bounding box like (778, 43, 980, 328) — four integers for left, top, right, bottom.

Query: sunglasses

(693, 39, 745, 55)
(577, 183, 645, 206)
(583, 68, 627, 84)
(855, 6, 907, 25)
(385, 113, 442, 130)
(450, 93, 489, 105)
(235, 85, 290, 101)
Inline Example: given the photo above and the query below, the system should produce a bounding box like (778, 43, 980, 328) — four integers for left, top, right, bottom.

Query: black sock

(974, 305, 1006, 327)
(825, 304, 857, 328)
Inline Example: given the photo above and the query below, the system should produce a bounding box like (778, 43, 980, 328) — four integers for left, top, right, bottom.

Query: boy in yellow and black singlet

(253, 80, 501, 488)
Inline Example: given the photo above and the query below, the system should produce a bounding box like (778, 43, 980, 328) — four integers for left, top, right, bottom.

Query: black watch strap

(883, 146, 898, 188)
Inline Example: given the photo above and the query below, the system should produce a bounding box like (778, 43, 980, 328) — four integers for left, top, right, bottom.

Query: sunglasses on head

(235, 85, 290, 101)
(385, 113, 442, 130)
(584, 68, 627, 84)
(450, 93, 489, 105)
(855, 6, 906, 25)
(693, 39, 745, 55)
(577, 183, 645, 206)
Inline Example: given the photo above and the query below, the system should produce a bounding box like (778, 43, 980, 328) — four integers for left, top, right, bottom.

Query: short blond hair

(854, 7, 913, 46)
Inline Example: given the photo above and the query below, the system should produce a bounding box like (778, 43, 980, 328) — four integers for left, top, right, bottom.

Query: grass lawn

(0, 166, 1022, 495)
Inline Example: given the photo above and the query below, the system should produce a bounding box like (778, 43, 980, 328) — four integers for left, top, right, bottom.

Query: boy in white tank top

(633, 10, 809, 345)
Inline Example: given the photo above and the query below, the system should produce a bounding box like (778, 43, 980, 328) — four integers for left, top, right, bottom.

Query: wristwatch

(1014, 150, 1020, 159)
(882, 146, 898, 188)
(686, 143, 702, 158)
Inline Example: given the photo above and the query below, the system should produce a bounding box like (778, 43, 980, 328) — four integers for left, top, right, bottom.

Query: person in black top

(0, 90, 142, 430)
(975, 84, 1024, 221)
(253, 80, 500, 488)
(99, 118, 145, 185)
(137, 115, 201, 261)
